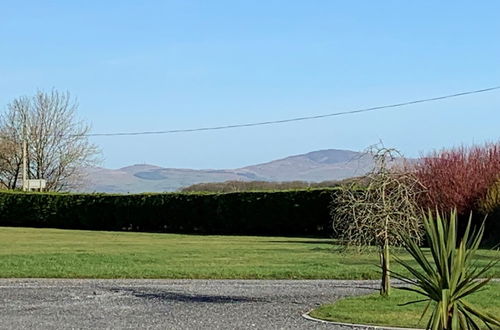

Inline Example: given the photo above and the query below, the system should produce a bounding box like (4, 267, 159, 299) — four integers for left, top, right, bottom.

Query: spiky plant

(394, 210, 500, 329)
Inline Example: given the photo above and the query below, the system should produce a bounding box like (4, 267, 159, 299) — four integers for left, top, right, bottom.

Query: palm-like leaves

(393, 210, 500, 329)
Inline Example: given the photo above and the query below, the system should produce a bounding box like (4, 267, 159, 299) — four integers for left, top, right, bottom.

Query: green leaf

(394, 210, 500, 330)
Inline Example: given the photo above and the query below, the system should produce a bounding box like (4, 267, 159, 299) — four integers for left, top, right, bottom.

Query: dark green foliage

(0, 189, 335, 237)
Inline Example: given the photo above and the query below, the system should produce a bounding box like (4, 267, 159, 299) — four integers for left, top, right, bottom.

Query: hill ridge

(82, 148, 375, 193)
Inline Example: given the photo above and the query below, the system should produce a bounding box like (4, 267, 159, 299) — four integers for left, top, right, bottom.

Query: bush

(0, 189, 335, 237)
(478, 181, 500, 246)
(479, 180, 500, 215)
(414, 142, 500, 215)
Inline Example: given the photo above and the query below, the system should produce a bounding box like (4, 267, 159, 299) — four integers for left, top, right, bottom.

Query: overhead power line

(84, 85, 500, 137)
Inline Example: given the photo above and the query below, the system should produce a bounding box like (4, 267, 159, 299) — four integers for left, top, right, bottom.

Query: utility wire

(66, 85, 500, 137)
(3, 86, 496, 139)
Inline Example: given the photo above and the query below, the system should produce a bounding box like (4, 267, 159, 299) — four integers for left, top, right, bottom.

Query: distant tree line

(179, 177, 367, 193)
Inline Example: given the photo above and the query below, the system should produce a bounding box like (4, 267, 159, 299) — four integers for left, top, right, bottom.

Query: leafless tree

(0, 135, 16, 189)
(0, 96, 30, 189)
(0, 90, 100, 191)
(331, 146, 425, 296)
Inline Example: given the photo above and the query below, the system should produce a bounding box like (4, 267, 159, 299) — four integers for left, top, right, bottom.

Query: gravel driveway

(0, 279, 382, 329)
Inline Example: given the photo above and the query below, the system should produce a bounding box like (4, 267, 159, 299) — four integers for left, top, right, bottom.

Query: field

(0, 227, 499, 279)
(310, 283, 500, 329)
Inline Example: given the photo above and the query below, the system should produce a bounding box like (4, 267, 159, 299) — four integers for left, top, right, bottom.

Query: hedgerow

(0, 189, 336, 237)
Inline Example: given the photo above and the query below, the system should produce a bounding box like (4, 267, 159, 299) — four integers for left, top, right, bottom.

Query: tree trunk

(380, 241, 390, 296)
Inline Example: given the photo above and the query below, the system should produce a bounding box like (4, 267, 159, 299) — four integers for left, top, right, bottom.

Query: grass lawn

(309, 282, 500, 329)
(0, 227, 498, 279)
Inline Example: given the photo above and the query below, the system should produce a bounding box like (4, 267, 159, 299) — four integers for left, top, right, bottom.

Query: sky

(1, 1, 499, 169)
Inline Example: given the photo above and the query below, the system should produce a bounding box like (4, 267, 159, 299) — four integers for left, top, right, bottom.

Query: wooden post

(22, 140, 27, 191)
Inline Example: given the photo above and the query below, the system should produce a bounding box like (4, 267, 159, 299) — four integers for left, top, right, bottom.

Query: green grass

(0, 227, 498, 279)
(310, 283, 500, 329)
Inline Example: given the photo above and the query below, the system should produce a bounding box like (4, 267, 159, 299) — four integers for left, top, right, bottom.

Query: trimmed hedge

(0, 189, 336, 237)
(477, 207, 500, 247)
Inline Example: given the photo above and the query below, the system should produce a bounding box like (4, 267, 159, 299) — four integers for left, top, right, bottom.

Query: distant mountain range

(81, 149, 376, 193)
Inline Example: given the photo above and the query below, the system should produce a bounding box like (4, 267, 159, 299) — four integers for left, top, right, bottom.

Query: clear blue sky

(1, 1, 499, 169)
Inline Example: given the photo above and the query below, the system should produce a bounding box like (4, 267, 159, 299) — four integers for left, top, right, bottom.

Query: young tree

(0, 90, 100, 191)
(331, 147, 424, 296)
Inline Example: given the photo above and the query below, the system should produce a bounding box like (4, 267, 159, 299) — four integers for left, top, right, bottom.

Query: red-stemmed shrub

(413, 142, 500, 215)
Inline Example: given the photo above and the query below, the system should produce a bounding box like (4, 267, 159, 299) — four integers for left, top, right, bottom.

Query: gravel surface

(0, 279, 383, 329)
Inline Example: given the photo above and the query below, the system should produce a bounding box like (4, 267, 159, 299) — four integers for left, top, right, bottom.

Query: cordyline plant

(393, 210, 500, 330)
(331, 147, 425, 296)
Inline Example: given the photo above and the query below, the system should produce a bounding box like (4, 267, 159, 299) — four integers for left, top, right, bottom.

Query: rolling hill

(81, 149, 376, 193)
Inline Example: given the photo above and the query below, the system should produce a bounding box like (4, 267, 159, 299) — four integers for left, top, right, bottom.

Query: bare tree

(0, 135, 16, 189)
(0, 90, 100, 191)
(0, 96, 30, 189)
(331, 147, 424, 296)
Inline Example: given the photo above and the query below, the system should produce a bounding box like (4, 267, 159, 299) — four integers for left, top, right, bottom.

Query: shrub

(413, 142, 500, 215)
(478, 181, 500, 246)
(479, 180, 500, 215)
(0, 189, 335, 237)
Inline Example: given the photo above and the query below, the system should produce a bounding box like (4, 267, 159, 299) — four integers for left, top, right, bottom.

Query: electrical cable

(84, 86, 500, 137)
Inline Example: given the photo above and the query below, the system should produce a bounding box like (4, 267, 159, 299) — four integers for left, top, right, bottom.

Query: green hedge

(0, 189, 336, 237)
(477, 208, 500, 247)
